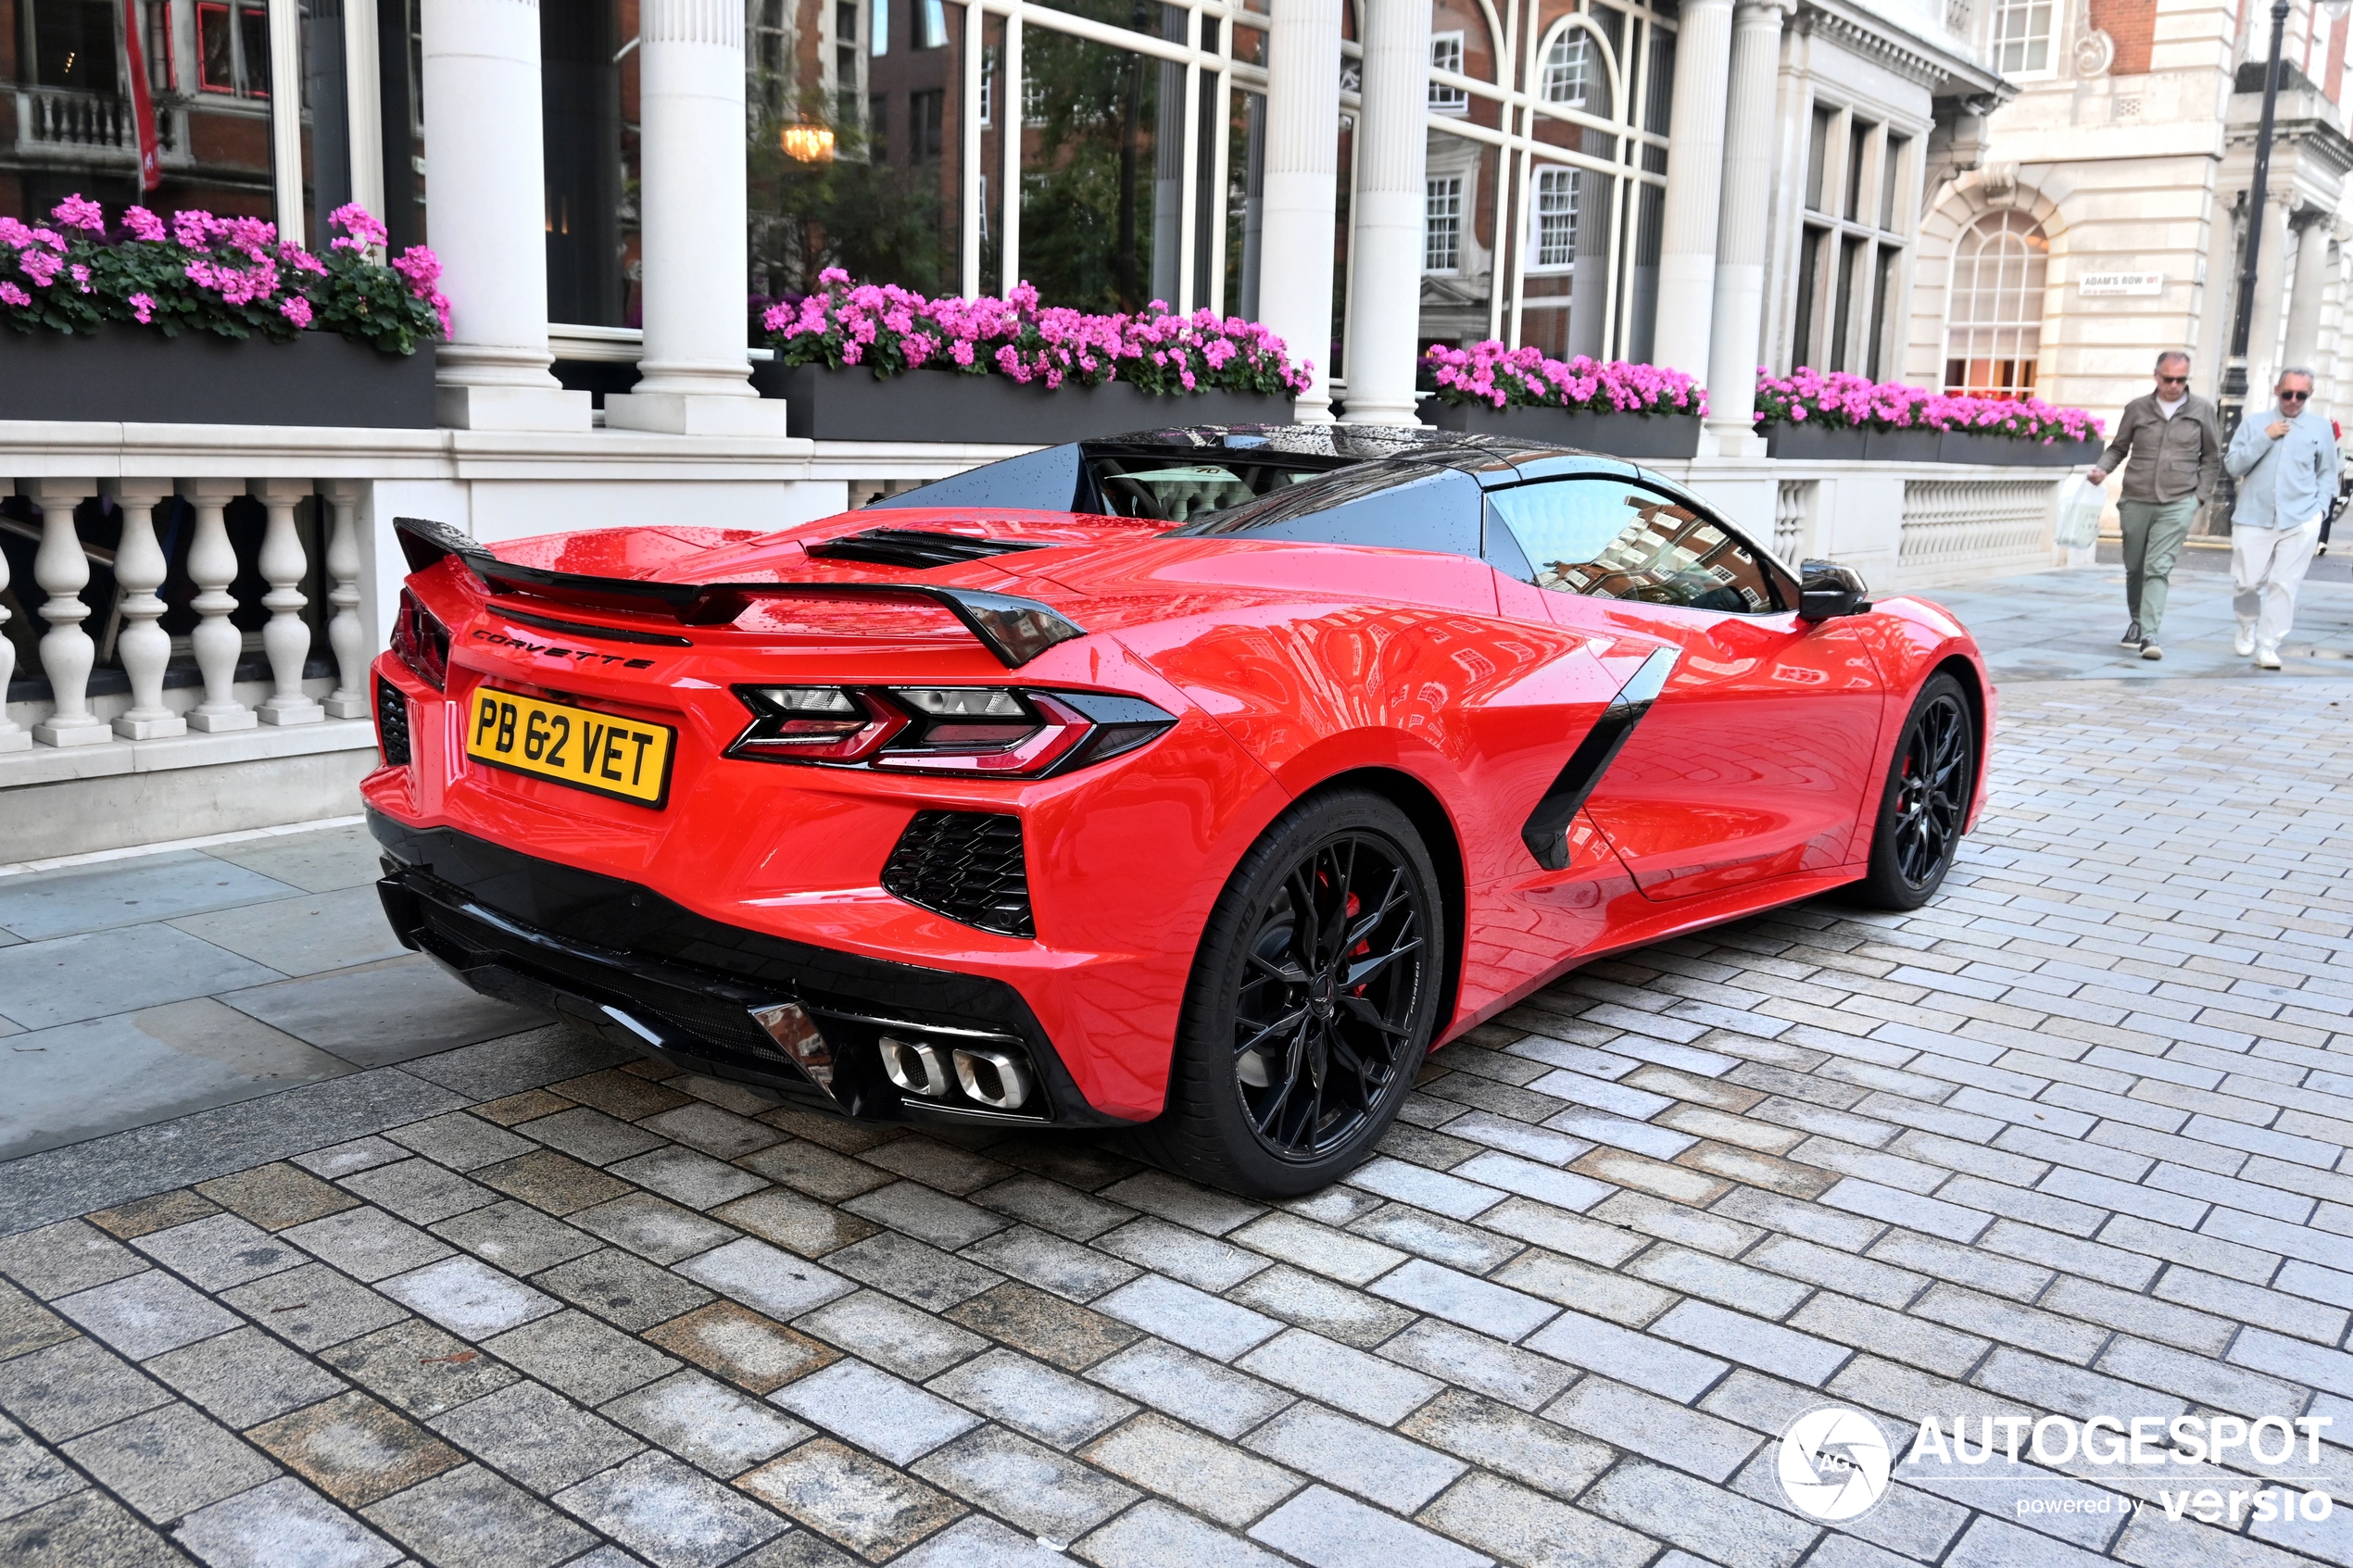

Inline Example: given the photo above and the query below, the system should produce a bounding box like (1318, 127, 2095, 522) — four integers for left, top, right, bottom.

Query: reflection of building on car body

(367, 425, 1993, 1198)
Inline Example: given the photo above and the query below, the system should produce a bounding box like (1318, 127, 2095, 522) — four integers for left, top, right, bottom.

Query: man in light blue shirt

(2223, 366, 2334, 668)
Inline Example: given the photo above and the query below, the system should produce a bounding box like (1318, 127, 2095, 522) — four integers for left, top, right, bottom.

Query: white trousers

(2233, 518, 2322, 656)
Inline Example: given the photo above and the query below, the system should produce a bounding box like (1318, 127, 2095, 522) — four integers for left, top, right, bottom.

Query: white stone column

(1649, 0, 1735, 387)
(179, 479, 257, 733)
(0, 478, 26, 754)
(2284, 210, 2331, 393)
(607, 0, 790, 436)
(1703, 0, 1790, 457)
(27, 481, 108, 746)
(102, 480, 185, 740)
(421, 0, 590, 431)
(321, 481, 370, 719)
(1260, 0, 1344, 422)
(1340, 0, 1431, 427)
(253, 480, 326, 725)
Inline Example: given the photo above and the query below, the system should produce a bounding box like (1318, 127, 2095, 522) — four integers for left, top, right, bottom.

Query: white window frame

(1530, 164, 1576, 270)
(1541, 30, 1588, 107)
(1425, 174, 1464, 272)
(1989, 0, 2053, 77)
(1429, 31, 1468, 113)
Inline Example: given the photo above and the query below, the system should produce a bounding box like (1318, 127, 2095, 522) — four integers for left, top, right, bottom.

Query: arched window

(1943, 210, 2047, 398)
(1542, 31, 1590, 107)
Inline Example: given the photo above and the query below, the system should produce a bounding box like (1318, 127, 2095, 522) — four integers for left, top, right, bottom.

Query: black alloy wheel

(1854, 672, 1976, 909)
(1136, 789, 1444, 1197)
(1231, 831, 1428, 1160)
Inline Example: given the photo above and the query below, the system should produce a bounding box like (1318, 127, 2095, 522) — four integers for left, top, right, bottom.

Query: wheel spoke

(1235, 1007, 1309, 1058)
(1344, 933, 1423, 990)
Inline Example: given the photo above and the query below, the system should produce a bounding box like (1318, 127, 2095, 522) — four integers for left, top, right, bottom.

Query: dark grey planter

(1764, 422, 1870, 461)
(0, 321, 436, 427)
(1937, 430, 2104, 466)
(1862, 428, 1943, 463)
(755, 362, 1293, 442)
(1420, 399, 1703, 459)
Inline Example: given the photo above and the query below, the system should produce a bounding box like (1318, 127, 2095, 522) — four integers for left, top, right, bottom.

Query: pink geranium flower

(51, 194, 107, 234)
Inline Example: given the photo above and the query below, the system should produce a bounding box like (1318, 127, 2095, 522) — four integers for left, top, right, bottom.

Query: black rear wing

(392, 516, 1086, 669)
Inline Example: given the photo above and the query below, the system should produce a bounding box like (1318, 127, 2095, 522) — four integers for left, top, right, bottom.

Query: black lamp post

(2219, 0, 2294, 443)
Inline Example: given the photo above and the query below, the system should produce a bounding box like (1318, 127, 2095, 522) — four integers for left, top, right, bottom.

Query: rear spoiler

(393, 515, 1087, 669)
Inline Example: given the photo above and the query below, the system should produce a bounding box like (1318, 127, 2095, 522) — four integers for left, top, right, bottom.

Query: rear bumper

(370, 811, 1138, 1129)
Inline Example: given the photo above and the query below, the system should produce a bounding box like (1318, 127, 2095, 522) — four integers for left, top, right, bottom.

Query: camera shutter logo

(1779, 1407, 1893, 1521)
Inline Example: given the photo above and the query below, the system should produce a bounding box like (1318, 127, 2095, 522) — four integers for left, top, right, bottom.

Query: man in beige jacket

(2087, 350, 2223, 660)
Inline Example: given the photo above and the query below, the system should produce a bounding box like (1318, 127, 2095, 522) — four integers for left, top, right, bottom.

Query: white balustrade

(0, 480, 24, 755)
(103, 480, 186, 741)
(321, 481, 369, 720)
(180, 478, 257, 733)
(253, 479, 326, 725)
(28, 478, 108, 746)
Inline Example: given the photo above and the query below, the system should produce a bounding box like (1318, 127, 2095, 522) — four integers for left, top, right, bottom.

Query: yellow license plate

(465, 688, 675, 808)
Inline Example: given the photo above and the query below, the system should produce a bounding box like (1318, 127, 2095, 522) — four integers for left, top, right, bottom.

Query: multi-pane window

(1425, 176, 1464, 272)
(1429, 32, 1468, 112)
(1533, 166, 1577, 269)
(198, 0, 271, 96)
(749, 0, 791, 119)
(1787, 104, 1912, 378)
(1991, 0, 2052, 73)
(1943, 209, 2047, 397)
(1541, 31, 1589, 107)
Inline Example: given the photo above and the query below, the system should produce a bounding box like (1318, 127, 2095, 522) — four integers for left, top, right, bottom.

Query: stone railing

(15, 87, 184, 160)
(1898, 476, 2063, 586)
(2, 478, 367, 757)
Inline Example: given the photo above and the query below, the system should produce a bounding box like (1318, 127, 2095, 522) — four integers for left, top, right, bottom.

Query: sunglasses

(2281, 390, 2311, 402)
(2157, 375, 2189, 384)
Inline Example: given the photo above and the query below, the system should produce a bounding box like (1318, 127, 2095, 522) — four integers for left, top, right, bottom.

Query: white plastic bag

(2054, 477, 2106, 550)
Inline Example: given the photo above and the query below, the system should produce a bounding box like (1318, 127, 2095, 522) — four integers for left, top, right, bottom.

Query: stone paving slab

(6, 571, 2353, 1563)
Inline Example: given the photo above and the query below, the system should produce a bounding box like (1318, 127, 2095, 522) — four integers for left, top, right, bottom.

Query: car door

(1483, 474, 1886, 901)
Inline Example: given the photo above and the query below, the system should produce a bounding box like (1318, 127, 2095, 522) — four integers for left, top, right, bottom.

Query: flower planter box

(1764, 423, 1869, 461)
(1862, 428, 1943, 463)
(1420, 400, 1703, 459)
(754, 362, 1293, 443)
(0, 322, 436, 428)
(1937, 431, 2105, 467)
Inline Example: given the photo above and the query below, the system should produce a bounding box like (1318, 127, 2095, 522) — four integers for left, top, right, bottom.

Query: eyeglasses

(2157, 375, 2190, 385)
(2281, 390, 2311, 402)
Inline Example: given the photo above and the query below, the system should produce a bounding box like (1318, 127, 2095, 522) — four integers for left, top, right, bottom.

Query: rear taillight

(390, 588, 451, 689)
(726, 685, 1173, 779)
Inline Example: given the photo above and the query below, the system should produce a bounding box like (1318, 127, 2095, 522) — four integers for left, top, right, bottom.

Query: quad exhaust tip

(880, 1035, 1035, 1111)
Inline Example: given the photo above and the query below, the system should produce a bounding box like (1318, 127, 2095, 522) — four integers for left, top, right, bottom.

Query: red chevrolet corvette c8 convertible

(366, 425, 1992, 1197)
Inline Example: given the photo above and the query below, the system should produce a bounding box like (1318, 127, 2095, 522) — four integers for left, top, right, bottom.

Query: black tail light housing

(883, 810, 1034, 936)
(375, 675, 412, 766)
(391, 588, 451, 689)
(726, 685, 1173, 779)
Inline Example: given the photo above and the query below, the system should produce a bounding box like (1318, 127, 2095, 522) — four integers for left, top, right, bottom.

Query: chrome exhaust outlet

(951, 1046, 1034, 1110)
(879, 1035, 952, 1098)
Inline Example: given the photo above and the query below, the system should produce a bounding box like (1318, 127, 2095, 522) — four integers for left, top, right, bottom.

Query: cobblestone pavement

(4, 580, 2353, 1566)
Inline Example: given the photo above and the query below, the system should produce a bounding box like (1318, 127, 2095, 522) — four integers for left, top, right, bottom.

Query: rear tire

(1129, 789, 1443, 1198)
(1850, 672, 1976, 910)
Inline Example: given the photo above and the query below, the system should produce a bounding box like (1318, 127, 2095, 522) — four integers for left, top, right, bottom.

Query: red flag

(120, 0, 162, 192)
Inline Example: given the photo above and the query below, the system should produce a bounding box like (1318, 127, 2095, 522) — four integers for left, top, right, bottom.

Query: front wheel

(1850, 672, 1977, 910)
(1132, 790, 1444, 1198)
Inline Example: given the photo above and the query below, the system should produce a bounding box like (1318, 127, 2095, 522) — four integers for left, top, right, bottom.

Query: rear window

(1170, 464, 1486, 561)
(868, 441, 1352, 522)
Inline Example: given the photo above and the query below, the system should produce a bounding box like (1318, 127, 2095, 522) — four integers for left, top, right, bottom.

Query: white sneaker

(2234, 628, 2257, 658)
(2256, 648, 2284, 670)
(2140, 641, 2163, 660)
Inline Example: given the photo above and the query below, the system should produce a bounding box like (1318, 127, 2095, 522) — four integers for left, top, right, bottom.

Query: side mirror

(1798, 560, 1872, 621)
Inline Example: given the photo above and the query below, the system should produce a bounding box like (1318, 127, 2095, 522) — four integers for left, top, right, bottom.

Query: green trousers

(2118, 498, 2200, 638)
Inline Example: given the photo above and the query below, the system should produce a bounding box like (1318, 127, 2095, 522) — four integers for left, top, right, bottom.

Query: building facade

(6, 0, 2138, 857)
